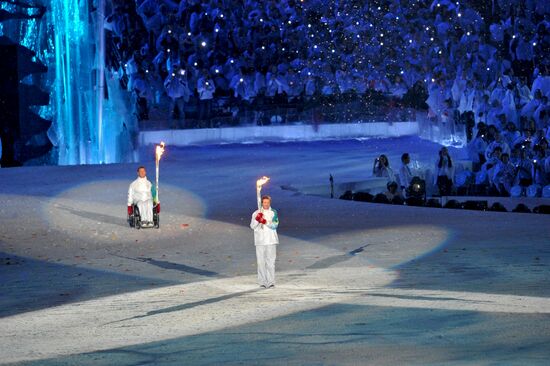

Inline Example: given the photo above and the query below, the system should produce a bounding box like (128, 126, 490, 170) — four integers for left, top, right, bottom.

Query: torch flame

(156, 142, 165, 161)
(256, 176, 270, 188)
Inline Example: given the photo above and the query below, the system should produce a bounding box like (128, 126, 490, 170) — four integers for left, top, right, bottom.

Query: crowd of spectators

(104, 0, 546, 128)
(105, 0, 550, 196)
(373, 134, 550, 198)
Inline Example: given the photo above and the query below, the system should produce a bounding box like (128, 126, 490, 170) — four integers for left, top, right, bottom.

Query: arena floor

(1, 136, 549, 365)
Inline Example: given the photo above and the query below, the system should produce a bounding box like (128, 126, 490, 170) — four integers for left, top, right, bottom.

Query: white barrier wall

(139, 121, 419, 146)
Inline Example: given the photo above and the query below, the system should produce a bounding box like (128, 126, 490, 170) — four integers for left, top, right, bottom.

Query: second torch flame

(156, 142, 165, 162)
(256, 176, 270, 210)
(256, 176, 270, 189)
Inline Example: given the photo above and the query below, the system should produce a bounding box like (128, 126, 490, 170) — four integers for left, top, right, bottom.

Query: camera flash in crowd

(179, 69, 185, 75)
(201, 41, 207, 47)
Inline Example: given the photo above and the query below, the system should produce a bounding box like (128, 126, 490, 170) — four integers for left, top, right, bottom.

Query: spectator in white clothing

(398, 153, 413, 191)
(197, 69, 216, 126)
(373, 154, 396, 182)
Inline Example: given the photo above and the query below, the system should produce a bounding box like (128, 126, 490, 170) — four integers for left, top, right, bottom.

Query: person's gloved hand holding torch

(255, 212, 267, 224)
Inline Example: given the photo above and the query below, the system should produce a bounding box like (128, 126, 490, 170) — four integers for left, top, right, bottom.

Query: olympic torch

(256, 176, 270, 209)
(155, 142, 165, 203)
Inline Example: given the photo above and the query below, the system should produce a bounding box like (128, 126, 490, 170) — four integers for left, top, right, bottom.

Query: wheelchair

(128, 202, 160, 229)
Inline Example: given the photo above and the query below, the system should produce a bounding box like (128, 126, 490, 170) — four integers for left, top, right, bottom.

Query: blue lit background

(1, 1, 133, 165)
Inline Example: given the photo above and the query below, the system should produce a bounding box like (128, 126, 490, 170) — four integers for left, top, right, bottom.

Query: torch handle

(256, 186, 261, 210)
(155, 158, 160, 203)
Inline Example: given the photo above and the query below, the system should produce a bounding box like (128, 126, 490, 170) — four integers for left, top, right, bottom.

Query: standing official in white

(250, 195, 279, 288)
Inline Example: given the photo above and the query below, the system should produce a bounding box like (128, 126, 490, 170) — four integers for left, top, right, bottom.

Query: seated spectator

(389, 75, 408, 99)
(384, 181, 404, 204)
(468, 130, 488, 171)
(521, 89, 543, 120)
(532, 145, 548, 187)
(477, 146, 503, 193)
(531, 71, 550, 98)
(516, 147, 534, 188)
(485, 131, 511, 160)
(164, 68, 191, 127)
(493, 153, 517, 196)
(197, 69, 216, 126)
(502, 122, 520, 148)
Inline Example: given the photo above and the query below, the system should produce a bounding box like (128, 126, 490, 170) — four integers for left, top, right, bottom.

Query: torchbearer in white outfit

(128, 166, 154, 224)
(250, 177, 279, 288)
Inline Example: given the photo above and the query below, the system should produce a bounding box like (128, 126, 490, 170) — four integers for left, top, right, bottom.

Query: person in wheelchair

(127, 166, 157, 227)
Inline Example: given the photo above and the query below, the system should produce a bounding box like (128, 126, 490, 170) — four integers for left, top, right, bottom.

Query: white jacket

(398, 163, 413, 188)
(197, 77, 215, 100)
(128, 177, 153, 205)
(250, 207, 279, 246)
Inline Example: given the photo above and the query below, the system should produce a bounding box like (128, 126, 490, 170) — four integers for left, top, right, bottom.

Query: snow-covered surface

(1, 136, 549, 365)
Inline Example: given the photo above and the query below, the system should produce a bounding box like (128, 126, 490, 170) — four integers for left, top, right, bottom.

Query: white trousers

(135, 199, 153, 222)
(255, 244, 277, 286)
